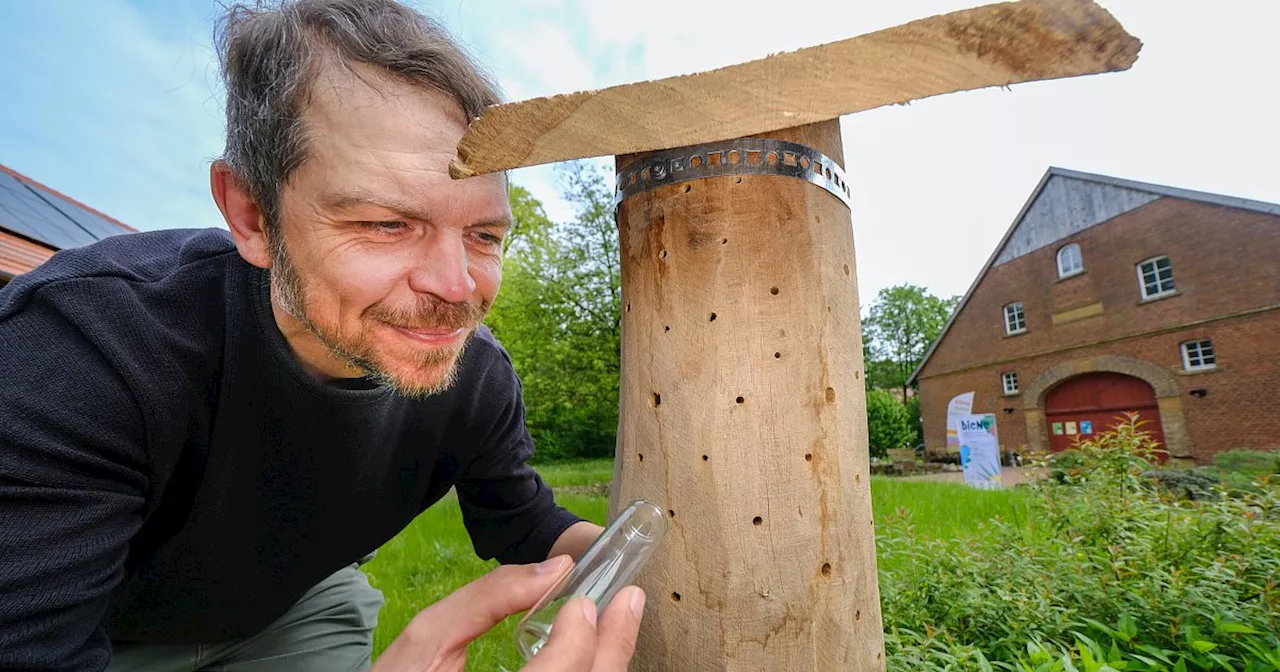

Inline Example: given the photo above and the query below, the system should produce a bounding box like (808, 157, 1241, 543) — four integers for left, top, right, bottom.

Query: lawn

(362, 459, 1029, 670)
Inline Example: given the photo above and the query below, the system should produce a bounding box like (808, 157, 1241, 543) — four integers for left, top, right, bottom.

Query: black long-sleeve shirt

(0, 227, 581, 670)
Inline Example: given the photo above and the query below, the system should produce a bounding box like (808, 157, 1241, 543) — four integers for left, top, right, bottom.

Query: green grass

(362, 461, 1029, 670)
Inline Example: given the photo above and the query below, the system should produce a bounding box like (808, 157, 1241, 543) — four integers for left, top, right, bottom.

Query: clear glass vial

(514, 499, 668, 661)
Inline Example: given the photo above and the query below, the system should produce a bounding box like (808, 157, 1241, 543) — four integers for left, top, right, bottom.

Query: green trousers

(107, 561, 385, 672)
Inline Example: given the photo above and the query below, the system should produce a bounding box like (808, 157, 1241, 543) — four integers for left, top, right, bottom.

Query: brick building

(910, 167, 1280, 463)
(0, 163, 134, 288)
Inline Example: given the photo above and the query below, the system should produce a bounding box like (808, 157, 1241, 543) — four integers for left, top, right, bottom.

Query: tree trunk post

(608, 119, 885, 671)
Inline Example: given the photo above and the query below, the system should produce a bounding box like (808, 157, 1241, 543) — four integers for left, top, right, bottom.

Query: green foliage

(862, 284, 959, 397)
(1213, 450, 1280, 477)
(867, 389, 915, 458)
(905, 395, 924, 448)
(880, 416, 1280, 671)
(485, 163, 622, 461)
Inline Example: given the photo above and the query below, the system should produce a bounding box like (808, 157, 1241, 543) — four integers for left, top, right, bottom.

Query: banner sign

(958, 413, 1003, 490)
(945, 392, 975, 451)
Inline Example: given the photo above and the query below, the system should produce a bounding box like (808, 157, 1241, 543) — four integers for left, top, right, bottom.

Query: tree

(862, 284, 959, 399)
(865, 390, 914, 459)
(485, 161, 622, 461)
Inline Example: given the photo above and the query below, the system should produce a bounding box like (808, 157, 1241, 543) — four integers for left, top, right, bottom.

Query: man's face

(268, 62, 510, 397)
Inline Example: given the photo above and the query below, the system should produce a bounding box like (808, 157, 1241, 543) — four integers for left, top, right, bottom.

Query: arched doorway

(1044, 372, 1165, 453)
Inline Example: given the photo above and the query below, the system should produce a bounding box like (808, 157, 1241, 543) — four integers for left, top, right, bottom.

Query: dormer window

(1057, 243, 1083, 278)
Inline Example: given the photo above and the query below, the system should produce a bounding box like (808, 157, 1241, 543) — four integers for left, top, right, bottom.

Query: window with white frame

(1137, 256, 1175, 299)
(1004, 302, 1026, 335)
(1057, 243, 1084, 278)
(1181, 339, 1216, 371)
(1002, 371, 1019, 395)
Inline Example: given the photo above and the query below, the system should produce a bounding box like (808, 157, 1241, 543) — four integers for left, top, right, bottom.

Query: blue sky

(2, 0, 1277, 303)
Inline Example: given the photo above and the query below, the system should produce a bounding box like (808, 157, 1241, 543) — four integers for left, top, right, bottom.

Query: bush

(866, 390, 914, 459)
(904, 395, 923, 448)
(879, 415, 1280, 671)
(1047, 449, 1086, 483)
(1213, 449, 1280, 476)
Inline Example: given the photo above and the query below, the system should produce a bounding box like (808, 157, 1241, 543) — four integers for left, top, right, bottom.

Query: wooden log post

(608, 119, 882, 670)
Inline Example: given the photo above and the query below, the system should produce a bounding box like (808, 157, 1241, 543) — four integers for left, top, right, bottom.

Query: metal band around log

(614, 138, 852, 209)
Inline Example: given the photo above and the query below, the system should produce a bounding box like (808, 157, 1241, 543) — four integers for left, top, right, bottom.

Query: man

(0, 0, 638, 669)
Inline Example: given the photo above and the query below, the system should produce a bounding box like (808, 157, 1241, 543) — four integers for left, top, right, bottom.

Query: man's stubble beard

(267, 232, 487, 399)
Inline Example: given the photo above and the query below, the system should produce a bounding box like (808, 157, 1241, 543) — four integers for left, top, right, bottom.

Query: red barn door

(1044, 372, 1165, 454)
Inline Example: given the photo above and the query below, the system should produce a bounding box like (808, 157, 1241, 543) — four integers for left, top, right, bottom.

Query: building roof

(0, 162, 135, 252)
(907, 166, 1280, 385)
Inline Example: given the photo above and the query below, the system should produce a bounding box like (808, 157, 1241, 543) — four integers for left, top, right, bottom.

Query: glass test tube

(514, 499, 667, 661)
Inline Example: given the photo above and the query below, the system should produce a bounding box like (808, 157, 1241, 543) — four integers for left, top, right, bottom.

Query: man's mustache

(367, 296, 489, 331)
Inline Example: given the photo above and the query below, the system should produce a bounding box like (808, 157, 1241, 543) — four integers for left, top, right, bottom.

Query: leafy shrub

(1143, 468, 1224, 501)
(866, 390, 914, 459)
(879, 415, 1280, 671)
(1214, 449, 1280, 477)
(905, 395, 924, 448)
(1047, 449, 1086, 483)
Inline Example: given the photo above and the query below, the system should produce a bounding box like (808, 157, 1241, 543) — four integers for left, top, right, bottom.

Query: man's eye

(361, 220, 407, 232)
(472, 231, 503, 247)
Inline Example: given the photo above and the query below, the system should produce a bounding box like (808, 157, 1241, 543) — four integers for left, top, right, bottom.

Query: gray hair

(213, 0, 502, 230)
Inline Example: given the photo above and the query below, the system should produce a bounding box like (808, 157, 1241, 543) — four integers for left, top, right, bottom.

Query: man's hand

(370, 555, 645, 672)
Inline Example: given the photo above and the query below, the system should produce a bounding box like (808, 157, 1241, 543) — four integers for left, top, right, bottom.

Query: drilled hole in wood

(683, 184, 691, 193)
(709, 313, 717, 322)
(660, 249, 668, 259)
(664, 325, 671, 333)
(626, 303, 631, 312)
(735, 176, 742, 184)
(652, 393, 662, 407)
(702, 455, 709, 461)
(843, 264, 850, 276)
(638, 453, 644, 462)
(735, 396, 745, 404)
(667, 509, 675, 518)
(721, 238, 728, 245)
(774, 352, 782, 359)
(821, 563, 832, 577)
(752, 516, 763, 526)
(857, 610, 863, 623)
(825, 387, 836, 403)
(671, 592, 682, 602)
(804, 453, 813, 462)
(770, 286, 779, 295)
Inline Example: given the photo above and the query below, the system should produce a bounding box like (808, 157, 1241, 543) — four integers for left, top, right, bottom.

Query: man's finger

(408, 555, 573, 647)
(591, 586, 645, 672)
(522, 596, 599, 672)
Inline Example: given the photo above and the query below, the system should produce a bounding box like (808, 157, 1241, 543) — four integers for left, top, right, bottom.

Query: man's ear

(211, 161, 272, 269)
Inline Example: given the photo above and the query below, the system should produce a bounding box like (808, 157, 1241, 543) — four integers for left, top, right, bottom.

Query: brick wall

(917, 197, 1280, 462)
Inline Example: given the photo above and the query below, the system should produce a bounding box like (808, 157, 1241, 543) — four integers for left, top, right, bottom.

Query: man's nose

(407, 231, 476, 303)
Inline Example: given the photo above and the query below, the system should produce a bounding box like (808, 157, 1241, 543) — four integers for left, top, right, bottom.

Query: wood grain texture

(450, 0, 1140, 177)
(609, 119, 884, 670)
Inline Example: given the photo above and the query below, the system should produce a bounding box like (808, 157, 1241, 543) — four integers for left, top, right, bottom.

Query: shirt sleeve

(453, 340, 583, 565)
(0, 294, 149, 671)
